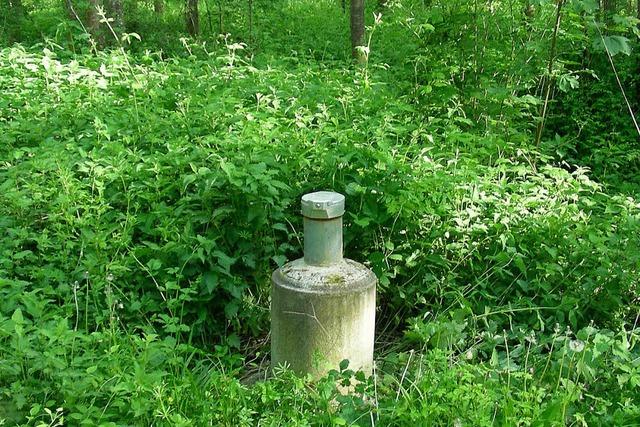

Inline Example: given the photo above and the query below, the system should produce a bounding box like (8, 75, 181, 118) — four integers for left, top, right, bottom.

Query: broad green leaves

(1, 1, 639, 424)
(593, 35, 631, 56)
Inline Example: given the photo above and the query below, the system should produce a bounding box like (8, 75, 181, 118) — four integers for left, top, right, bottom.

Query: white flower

(569, 339, 585, 353)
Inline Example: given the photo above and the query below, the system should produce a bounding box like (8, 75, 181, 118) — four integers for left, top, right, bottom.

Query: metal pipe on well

(301, 191, 344, 266)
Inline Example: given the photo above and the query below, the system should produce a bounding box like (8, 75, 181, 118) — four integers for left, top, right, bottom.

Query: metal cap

(301, 191, 345, 219)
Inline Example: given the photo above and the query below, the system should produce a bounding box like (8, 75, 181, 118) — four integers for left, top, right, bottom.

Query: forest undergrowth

(1, 0, 640, 425)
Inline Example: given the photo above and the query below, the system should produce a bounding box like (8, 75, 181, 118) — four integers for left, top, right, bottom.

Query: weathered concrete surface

(271, 258, 376, 377)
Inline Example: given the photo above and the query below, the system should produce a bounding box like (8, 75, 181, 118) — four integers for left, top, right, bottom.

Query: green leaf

(514, 256, 527, 274)
(29, 404, 41, 417)
(272, 254, 287, 267)
(576, 0, 599, 13)
(224, 301, 239, 319)
(226, 334, 241, 349)
(594, 36, 631, 56)
(13, 250, 32, 260)
(533, 399, 564, 425)
(203, 272, 218, 294)
(272, 223, 288, 232)
(557, 74, 579, 92)
(11, 309, 24, 324)
(490, 348, 499, 367)
(353, 216, 371, 227)
(214, 250, 236, 274)
(147, 259, 162, 271)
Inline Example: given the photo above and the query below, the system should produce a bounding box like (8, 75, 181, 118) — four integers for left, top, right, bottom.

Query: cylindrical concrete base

(271, 258, 376, 377)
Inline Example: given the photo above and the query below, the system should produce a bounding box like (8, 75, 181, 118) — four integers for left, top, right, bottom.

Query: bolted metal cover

(301, 191, 345, 219)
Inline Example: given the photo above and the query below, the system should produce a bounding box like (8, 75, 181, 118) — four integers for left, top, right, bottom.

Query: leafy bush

(1, 0, 639, 424)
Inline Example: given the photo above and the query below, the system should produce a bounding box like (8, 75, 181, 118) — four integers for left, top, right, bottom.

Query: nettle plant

(333, 120, 640, 331)
(1, 1, 639, 423)
(2, 1, 639, 340)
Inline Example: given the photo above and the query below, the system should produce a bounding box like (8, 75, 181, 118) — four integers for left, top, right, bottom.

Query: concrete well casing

(270, 191, 377, 378)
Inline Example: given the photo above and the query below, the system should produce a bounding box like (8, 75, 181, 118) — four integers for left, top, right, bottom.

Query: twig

(535, 0, 565, 147)
(66, 0, 89, 34)
(131, 252, 169, 306)
(72, 281, 79, 331)
(395, 349, 413, 402)
(373, 360, 379, 422)
(594, 19, 640, 138)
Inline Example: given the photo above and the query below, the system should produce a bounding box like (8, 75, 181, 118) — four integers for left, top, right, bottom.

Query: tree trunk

(524, 0, 534, 18)
(64, 0, 75, 19)
(535, 0, 565, 147)
(636, 0, 640, 104)
(87, 0, 101, 35)
(248, 0, 253, 42)
(7, 0, 25, 41)
(204, 0, 214, 33)
(86, 0, 108, 46)
(105, 0, 124, 31)
(9, 0, 25, 21)
(186, 0, 199, 36)
(603, 0, 616, 22)
(10, 0, 24, 15)
(603, 0, 616, 13)
(154, 0, 164, 14)
(350, 0, 365, 61)
(217, 0, 224, 33)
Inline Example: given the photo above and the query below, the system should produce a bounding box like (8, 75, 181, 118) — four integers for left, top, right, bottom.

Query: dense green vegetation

(1, 0, 639, 425)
